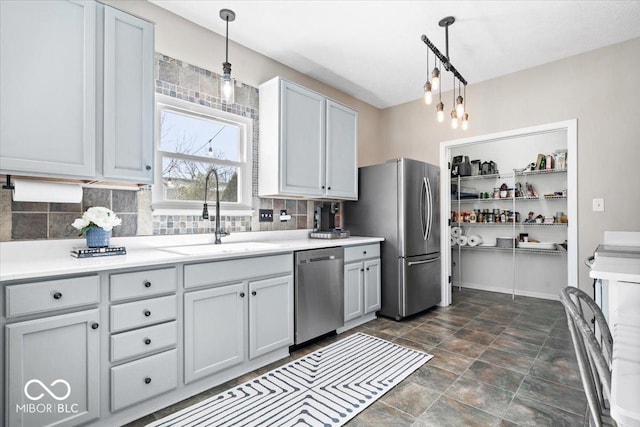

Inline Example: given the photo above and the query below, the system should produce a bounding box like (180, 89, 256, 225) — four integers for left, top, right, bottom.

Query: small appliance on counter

(309, 202, 350, 239)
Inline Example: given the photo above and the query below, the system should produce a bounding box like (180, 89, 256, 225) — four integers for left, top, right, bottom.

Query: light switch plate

(592, 198, 605, 212)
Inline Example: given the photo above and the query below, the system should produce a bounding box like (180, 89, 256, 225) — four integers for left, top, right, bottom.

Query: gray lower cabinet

(184, 282, 246, 384)
(342, 244, 381, 328)
(6, 309, 100, 427)
(344, 262, 365, 322)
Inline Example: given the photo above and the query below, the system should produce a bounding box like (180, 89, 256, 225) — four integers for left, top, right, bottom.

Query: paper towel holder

(2, 175, 14, 190)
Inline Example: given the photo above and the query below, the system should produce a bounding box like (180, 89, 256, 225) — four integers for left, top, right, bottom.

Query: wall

(380, 37, 640, 292)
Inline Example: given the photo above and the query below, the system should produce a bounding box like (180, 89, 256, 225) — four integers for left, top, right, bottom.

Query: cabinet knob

(143, 310, 151, 317)
(360, 269, 364, 272)
(321, 185, 325, 189)
(251, 291, 257, 296)
(363, 251, 367, 254)
(366, 267, 370, 271)
(145, 165, 151, 171)
(239, 292, 245, 298)
(144, 281, 151, 288)
(144, 338, 151, 345)
(144, 377, 152, 384)
(91, 322, 99, 330)
(53, 292, 62, 300)
(328, 186, 332, 190)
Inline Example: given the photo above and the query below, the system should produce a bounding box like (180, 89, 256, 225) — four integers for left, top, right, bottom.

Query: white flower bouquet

(72, 207, 122, 236)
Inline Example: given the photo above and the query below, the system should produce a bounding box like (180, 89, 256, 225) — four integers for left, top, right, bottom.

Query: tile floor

(127, 288, 587, 426)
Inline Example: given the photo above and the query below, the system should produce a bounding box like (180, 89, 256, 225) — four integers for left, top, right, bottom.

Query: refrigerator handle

(407, 256, 441, 266)
(425, 177, 432, 240)
(420, 177, 428, 240)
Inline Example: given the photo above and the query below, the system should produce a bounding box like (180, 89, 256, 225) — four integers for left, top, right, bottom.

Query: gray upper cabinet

(259, 76, 358, 200)
(0, 0, 97, 178)
(6, 309, 100, 427)
(0, 0, 154, 184)
(102, 5, 154, 183)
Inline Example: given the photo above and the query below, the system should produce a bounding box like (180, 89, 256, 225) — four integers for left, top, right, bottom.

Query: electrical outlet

(258, 209, 273, 222)
(279, 209, 291, 222)
(592, 198, 605, 212)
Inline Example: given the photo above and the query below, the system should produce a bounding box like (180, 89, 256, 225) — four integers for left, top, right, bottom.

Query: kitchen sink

(158, 241, 285, 256)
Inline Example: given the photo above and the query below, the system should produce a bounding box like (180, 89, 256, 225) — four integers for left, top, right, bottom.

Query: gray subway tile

(11, 213, 47, 239)
(112, 190, 138, 213)
(11, 201, 47, 212)
(112, 214, 137, 237)
(83, 188, 111, 210)
(49, 202, 81, 213)
(49, 213, 83, 240)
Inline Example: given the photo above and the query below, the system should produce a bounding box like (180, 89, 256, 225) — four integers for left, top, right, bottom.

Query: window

(153, 95, 253, 212)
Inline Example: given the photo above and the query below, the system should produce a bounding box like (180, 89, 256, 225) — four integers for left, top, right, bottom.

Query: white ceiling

(150, 1, 640, 109)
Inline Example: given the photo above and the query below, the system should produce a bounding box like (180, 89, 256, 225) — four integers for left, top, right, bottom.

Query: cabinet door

(364, 259, 382, 313)
(248, 275, 293, 359)
(6, 309, 100, 427)
(326, 100, 358, 200)
(184, 283, 246, 383)
(0, 0, 96, 178)
(103, 6, 154, 183)
(344, 262, 364, 322)
(280, 81, 325, 197)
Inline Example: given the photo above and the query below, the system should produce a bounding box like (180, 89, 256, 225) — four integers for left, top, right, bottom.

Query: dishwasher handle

(299, 255, 336, 264)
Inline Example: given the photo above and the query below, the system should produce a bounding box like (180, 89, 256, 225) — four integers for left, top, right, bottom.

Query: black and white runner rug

(148, 333, 432, 427)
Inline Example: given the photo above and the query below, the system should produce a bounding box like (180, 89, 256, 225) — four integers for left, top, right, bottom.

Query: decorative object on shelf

(72, 207, 122, 248)
(219, 9, 236, 104)
(421, 16, 469, 129)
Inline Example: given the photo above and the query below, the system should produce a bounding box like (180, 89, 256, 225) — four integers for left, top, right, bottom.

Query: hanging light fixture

(421, 16, 469, 130)
(423, 49, 432, 105)
(219, 9, 236, 104)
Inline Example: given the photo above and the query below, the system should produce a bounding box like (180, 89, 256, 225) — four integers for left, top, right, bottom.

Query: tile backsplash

(0, 53, 330, 242)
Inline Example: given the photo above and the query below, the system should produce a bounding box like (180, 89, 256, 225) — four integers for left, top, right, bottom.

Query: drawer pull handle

(144, 338, 151, 345)
(239, 292, 245, 298)
(144, 310, 151, 317)
(91, 323, 99, 330)
(363, 251, 367, 254)
(145, 165, 152, 171)
(144, 377, 152, 384)
(251, 291, 257, 296)
(360, 269, 364, 272)
(53, 292, 62, 300)
(144, 281, 151, 288)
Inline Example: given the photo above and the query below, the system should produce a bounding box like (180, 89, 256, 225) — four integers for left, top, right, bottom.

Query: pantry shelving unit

(439, 120, 577, 305)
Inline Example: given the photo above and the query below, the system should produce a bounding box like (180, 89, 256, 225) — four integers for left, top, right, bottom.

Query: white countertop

(0, 230, 384, 282)
(590, 253, 640, 283)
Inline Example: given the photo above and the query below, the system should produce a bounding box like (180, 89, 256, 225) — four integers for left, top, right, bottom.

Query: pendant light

(423, 50, 432, 105)
(436, 76, 444, 123)
(455, 81, 465, 117)
(220, 9, 236, 104)
(461, 86, 469, 130)
(431, 58, 440, 91)
(450, 76, 459, 129)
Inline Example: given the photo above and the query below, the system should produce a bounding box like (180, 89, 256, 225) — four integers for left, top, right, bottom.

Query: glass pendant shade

(451, 110, 459, 129)
(423, 81, 433, 105)
(436, 102, 444, 122)
(461, 113, 469, 130)
(455, 95, 465, 117)
(431, 67, 440, 90)
(221, 74, 235, 104)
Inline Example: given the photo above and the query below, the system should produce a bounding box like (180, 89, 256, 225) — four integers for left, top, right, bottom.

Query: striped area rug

(148, 333, 432, 427)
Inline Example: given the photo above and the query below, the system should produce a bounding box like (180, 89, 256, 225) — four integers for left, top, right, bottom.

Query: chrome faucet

(202, 168, 229, 244)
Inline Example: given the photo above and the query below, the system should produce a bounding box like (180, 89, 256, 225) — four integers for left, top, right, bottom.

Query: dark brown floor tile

(477, 311, 517, 324)
(426, 348, 475, 375)
(365, 318, 416, 336)
(437, 336, 486, 359)
(549, 323, 572, 340)
(446, 307, 480, 319)
(511, 314, 557, 333)
(428, 313, 470, 328)
(445, 376, 514, 417)
(517, 375, 587, 415)
(543, 335, 575, 352)
(380, 380, 440, 417)
(408, 365, 459, 394)
(490, 336, 541, 358)
(537, 344, 577, 364)
(503, 396, 585, 427)
(358, 328, 395, 342)
(346, 400, 416, 427)
(392, 337, 434, 354)
(462, 360, 525, 393)
(401, 328, 447, 346)
(500, 326, 549, 346)
(528, 357, 583, 390)
(464, 318, 507, 335)
(453, 328, 498, 346)
(422, 318, 463, 333)
(416, 322, 458, 337)
(454, 301, 489, 314)
(478, 347, 535, 374)
(499, 419, 520, 427)
(418, 395, 501, 427)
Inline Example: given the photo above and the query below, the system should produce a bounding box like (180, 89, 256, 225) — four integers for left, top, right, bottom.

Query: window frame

(152, 94, 253, 214)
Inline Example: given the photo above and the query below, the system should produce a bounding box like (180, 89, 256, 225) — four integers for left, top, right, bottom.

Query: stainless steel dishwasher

(294, 247, 344, 345)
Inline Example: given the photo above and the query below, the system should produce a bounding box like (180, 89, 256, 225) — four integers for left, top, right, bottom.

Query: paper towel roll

(450, 236, 457, 246)
(451, 227, 462, 238)
(13, 179, 82, 203)
(468, 235, 484, 247)
(457, 236, 468, 246)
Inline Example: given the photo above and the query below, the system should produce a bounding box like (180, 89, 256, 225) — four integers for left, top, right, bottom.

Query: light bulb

(461, 113, 469, 130)
(431, 67, 440, 90)
(455, 95, 465, 117)
(423, 81, 432, 105)
(208, 146, 214, 157)
(451, 110, 459, 129)
(221, 75, 235, 103)
(436, 102, 444, 123)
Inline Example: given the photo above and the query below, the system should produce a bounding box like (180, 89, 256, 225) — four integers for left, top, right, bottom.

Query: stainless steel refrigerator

(344, 158, 441, 320)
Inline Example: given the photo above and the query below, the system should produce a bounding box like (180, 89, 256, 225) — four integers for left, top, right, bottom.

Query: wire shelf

(452, 222, 567, 227)
(453, 245, 566, 256)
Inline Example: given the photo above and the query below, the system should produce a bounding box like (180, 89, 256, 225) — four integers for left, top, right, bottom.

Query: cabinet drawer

(184, 253, 293, 289)
(111, 349, 178, 411)
(111, 321, 177, 362)
(110, 295, 176, 333)
(110, 267, 177, 302)
(6, 275, 99, 318)
(345, 243, 380, 263)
